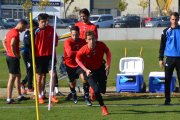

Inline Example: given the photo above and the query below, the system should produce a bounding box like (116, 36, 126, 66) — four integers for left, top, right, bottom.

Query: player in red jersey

(75, 8, 98, 40)
(76, 31, 111, 116)
(2, 19, 29, 104)
(44, 13, 65, 97)
(75, 8, 98, 100)
(34, 13, 58, 104)
(64, 26, 92, 106)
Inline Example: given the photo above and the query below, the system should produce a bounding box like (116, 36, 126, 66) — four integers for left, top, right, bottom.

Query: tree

(63, 0, 74, 18)
(138, 0, 149, 16)
(72, 6, 80, 18)
(20, 0, 33, 18)
(117, 0, 128, 13)
(38, 0, 50, 11)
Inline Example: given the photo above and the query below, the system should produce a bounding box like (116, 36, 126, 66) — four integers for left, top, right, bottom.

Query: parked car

(61, 18, 75, 26)
(145, 16, 170, 27)
(0, 18, 14, 29)
(6, 18, 18, 27)
(114, 15, 140, 28)
(142, 17, 152, 27)
(34, 15, 73, 28)
(69, 18, 78, 23)
(114, 16, 122, 23)
(89, 14, 114, 28)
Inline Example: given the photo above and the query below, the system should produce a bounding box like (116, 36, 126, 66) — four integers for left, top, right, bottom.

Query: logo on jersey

(87, 55, 91, 58)
(48, 33, 52, 38)
(92, 50, 96, 55)
(73, 44, 80, 50)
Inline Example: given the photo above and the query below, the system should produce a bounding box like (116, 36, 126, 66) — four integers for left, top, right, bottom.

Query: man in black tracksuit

(21, 21, 38, 92)
(159, 12, 180, 105)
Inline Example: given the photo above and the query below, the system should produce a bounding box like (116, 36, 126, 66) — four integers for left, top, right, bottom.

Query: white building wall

(32, 0, 90, 18)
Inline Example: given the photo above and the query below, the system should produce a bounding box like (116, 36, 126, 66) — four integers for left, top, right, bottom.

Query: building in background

(0, 0, 27, 19)
(0, 0, 179, 19)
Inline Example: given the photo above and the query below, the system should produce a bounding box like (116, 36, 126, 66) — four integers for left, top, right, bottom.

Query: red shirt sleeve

(55, 33, 58, 47)
(101, 42, 111, 66)
(64, 39, 77, 57)
(94, 26, 98, 39)
(76, 47, 88, 71)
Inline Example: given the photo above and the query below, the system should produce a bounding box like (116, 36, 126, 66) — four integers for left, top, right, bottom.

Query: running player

(64, 26, 92, 106)
(76, 31, 111, 115)
(75, 8, 98, 40)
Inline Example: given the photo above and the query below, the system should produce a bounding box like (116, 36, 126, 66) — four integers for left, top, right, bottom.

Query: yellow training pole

(125, 48, 127, 57)
(29, 12, 40, 120)
(140, 47, 143, 57)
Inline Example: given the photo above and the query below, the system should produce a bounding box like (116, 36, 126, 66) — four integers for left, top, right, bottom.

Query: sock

(70, 87, 76, 94)
(55, 87, 59, 93)
(51, 92, 54, 96)
(41, 91, 44, 96)
(38, 95, 42, 98)
(17, 95, 23, 99)
(83, 83, 89, 98)
(7, 98, 11, 102)
(95, 93, 104, 106)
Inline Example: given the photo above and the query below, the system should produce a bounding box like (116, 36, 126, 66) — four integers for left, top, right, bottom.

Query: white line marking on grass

(1, 104, 180, 109)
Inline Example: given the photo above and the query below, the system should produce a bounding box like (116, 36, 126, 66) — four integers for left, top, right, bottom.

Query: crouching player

(76, 31, 111, 116)
(64, 26, 92, 106)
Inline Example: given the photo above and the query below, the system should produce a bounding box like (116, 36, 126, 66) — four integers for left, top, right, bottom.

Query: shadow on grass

(110, 109, 180, 115)
(103, 96, 163, 101)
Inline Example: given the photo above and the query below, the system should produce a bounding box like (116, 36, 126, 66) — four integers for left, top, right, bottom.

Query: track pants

(164, 57, 180, 102)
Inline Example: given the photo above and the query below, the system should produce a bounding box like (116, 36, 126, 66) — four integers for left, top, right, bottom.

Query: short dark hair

(79, 8, 90, 17)
(38, 13, 47, 21)
(170, 12, 179, 19)
(85, 30, 94, 39)
(18, 19, 28, 25)
(43, 13, 50, 19)
(33, 20, 38, 27)
(70, 26, 79, 33)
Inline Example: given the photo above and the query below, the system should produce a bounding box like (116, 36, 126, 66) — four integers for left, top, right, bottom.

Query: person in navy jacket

(159, 12, 180, 105)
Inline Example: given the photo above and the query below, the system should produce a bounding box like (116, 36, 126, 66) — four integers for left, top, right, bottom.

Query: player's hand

(105, 65, 110, 76)
(85, 69, 92, 77)
(159, 60, 164, 69)
(15, 54, 20, 59)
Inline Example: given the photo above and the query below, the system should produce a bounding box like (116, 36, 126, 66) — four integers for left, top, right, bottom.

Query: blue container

(149, 74, 176, 93)
(116, 74, 144, 92)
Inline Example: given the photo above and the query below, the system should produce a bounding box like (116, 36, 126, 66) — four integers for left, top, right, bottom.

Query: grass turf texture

(0, 40, 162, 88)
(0, 96, 180, 120)
(1, 40, 180, 120)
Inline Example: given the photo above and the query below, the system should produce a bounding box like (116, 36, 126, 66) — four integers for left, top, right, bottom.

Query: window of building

(98, 9, 111, 14)
(1, 9, 13, 18)
(1, 9, 25, 19)
(1, 0, 18, 5)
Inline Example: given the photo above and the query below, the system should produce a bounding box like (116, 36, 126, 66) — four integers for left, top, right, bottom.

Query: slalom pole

(125, 48, 127, 57)
(29, 12, 40, 120)
(48, 16, 57, 111)
(140, 47, 143, 57)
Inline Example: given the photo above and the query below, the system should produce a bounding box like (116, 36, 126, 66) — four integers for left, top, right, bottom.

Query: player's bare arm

(10, 37, 19, 58)
(2, 36, 7, 52)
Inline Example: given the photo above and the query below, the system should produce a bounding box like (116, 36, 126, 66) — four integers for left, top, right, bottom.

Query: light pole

(148, 0, 150, 17)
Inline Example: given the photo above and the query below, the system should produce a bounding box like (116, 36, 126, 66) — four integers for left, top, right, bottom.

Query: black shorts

(6, 55, 20, 74)
(36, 56, 51, 74)
(65, 65, 83, 82)
(48, 57, 57, 71)
(83, 63, 107, 94)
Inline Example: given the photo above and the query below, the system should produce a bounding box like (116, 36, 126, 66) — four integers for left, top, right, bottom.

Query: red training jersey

(76, 41, 110, 70)
(64, 37, 86, 68)
(6, 28, 20, 57)
(34, 25, 58, 57)
(75, 21, 98, 40)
